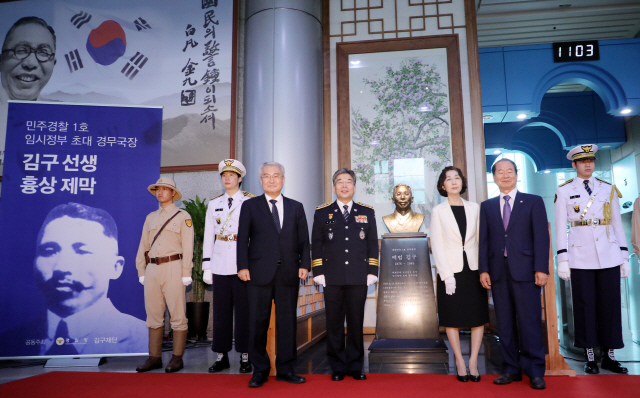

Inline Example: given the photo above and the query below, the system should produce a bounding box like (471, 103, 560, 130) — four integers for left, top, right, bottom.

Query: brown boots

(136, 327, 164, 372)
(136, 328, 188, 373)
(165, 329, 187, 373)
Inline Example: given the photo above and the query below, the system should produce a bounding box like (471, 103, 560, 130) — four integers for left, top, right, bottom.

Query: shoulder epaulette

(316, 202, 332, 210)
(242, 191, 256, 198)
(558, 178, 574, 187)
(356, 202, 374, 209)
(596, 177, 611, 185)
(210, 193, 224, 200)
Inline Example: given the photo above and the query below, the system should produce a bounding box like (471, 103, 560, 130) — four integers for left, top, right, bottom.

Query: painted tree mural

(351, 58, 452, 218)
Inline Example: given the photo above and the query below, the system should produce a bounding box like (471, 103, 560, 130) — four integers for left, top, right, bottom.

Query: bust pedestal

(368, 233, 448, 364)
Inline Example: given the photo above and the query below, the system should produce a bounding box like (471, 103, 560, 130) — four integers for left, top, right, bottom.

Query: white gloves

(182, 277, 192, 286)
(621, 260, 630, 278)
(558, 261, 570, 281)
(367, 275, 378, 286)
(313, 275, 326, 287)
(139, 276, 144, 285)
(203, 269, 213, 285)
(444, 276, 456, 295)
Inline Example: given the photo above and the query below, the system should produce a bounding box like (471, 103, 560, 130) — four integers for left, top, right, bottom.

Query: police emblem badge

(359, 230, 365, 239)
(573, 205, 580, 213)
(328, 232, 333, 240)
(186, 219, 193, 227)
(215, 218, 221, 224)
(328, 213, 333, 219)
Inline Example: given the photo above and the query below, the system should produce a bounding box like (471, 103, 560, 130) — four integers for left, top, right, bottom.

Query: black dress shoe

(239, 354, 252, 374)
(348, 372, 367, 380)
(208, 353, 230, 373)
(530, 377, 546, 390)
(584, 361, 600, 374)
(469, 374, 481, 382)
(493, 373, 523, 385)
(331, 372, 345, 381)
(248, 373, 269, 388)
(601, 357, 628, 374)
(275, 373, 306, 384)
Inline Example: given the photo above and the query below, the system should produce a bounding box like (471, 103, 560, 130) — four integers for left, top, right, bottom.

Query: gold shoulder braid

(559, 178, 574, 187)
(316, 202, 331, 210)
(603, 185, 622, 239)
(211, 193, 224, 200)
(356, 202, 374, 209)
(242, 191, 256, 198)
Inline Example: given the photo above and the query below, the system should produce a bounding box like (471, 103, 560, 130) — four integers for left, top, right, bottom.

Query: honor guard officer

(311, 168, 379, 381)
(555, 144, 631, 374)
(203, 159, 254, 373)
(135, 178, 194, 373)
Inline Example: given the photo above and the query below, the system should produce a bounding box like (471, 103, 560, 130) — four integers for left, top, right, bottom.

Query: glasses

(261, 174, 282, 180)
(2, 45, 55, 62)
(335, 180, 354, 186)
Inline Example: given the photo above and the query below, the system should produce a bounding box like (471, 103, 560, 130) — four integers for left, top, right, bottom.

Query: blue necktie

(584, 180, 592, 195)
(228, 197, 233, 209)
(343, 205, 349, 223)
(270, 199, 281, 233)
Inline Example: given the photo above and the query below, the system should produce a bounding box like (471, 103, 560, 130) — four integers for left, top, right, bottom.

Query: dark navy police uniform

(311, 201, 379, 374)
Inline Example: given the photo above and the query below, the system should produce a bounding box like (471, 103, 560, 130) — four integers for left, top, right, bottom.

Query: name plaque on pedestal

(369, 233, 448, 363)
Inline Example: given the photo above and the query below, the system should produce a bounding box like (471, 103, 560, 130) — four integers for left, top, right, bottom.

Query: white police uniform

(554, 144, 628, 374)
(202, 159, 254, 372)
(203, 189, 254, 275)
(555, 177, 628, 269)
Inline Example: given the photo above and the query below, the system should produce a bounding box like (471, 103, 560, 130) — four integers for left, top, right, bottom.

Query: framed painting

(336, 35, 467, 235)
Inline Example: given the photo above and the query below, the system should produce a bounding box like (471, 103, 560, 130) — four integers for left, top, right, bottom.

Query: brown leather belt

(217, 234, 237, 242)
(149, 254, 183, 264)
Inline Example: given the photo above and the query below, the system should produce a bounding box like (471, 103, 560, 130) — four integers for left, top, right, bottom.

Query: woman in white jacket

(430, 166, 488, 382)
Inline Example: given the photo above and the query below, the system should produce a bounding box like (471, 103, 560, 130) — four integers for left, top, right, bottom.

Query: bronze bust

(382, 184, 425, 233)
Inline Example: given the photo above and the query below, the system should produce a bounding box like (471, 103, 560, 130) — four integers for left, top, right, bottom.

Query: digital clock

(553, 41, 600, 63)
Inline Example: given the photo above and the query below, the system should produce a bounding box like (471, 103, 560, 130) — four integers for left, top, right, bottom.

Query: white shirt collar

(224, 190, 243, 201)
(265, 193, 282, 203)
(576, 176, 593, 186)
(336, 199, 353, 213)
(500, 188, 518, 201)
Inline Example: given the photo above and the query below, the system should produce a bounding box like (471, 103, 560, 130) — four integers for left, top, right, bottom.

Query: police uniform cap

(567, 144, 598, 162)
(219, 159, 246, 178)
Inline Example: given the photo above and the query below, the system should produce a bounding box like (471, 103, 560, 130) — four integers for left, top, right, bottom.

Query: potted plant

(182, 195, 209, 340)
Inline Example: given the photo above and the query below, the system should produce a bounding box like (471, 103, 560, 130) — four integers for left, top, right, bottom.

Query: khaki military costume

(135, 178, 194, 373)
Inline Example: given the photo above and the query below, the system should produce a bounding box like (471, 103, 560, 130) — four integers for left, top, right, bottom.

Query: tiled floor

(1, 333, 639, 385)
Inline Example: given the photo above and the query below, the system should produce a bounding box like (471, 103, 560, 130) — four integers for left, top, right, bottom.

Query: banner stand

(44, 357, 104, 368)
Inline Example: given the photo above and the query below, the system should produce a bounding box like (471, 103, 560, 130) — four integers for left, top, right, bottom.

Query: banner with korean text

(0, 101, 161, 358)
(0, 0, 235, 175)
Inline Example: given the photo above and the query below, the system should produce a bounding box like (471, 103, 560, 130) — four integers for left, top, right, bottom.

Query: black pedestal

(368, 338, 449, 364)
(369, 233, 448, 364)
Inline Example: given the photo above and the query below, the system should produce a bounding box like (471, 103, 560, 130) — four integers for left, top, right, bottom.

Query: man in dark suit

(237, 161, 310, 388)
(311, 168, 379, 381)
(479, 158, 549, 390)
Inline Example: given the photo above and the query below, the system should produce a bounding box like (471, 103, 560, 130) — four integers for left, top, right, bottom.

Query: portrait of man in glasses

(0, 16, 56, 101)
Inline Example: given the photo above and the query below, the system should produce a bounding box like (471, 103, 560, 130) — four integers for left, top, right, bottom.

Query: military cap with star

(218, 159, 246, 178)
(567, 144, 598, 162)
